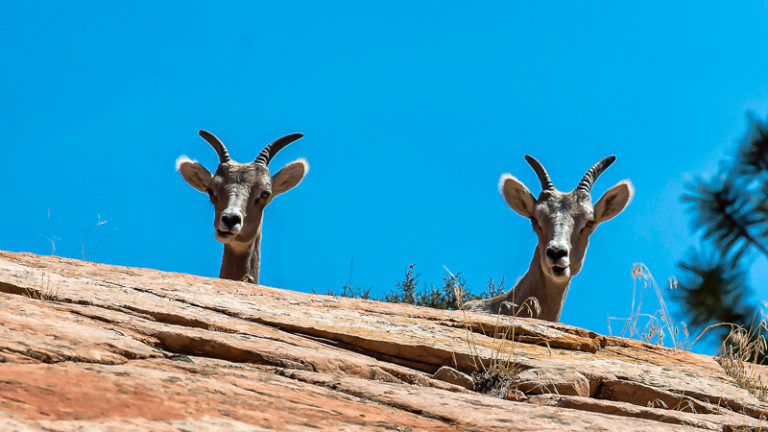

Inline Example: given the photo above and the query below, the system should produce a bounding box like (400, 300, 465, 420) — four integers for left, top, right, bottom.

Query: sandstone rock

(516, 367, 590, 396)
(527, 394, 765, 431)
(433, 365, 474, 389)
(0, 250, 767, 431)
(598, 379, 719, 414)
(504, 388, 528, 401)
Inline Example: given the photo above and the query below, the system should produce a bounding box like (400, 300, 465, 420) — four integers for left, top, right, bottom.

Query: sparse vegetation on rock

(322, 263, 505, 311)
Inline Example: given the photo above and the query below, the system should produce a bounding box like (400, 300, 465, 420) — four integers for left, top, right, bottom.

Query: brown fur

(464, 162, 633, 322)
(177, 131, 308, 283)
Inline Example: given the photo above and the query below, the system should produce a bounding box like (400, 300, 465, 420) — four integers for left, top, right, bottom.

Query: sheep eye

(258, 191, 271, 202)
(530, 217, 538, 227)
(585, 220, 595, 230)
(207, 189, 217, 202)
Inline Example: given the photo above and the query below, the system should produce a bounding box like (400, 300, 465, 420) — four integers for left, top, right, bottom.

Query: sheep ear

(176, 156, 212, 193)
(499, 174, 535, 218)
(272, 158, 309, 196)
(594, 180, 634, 223)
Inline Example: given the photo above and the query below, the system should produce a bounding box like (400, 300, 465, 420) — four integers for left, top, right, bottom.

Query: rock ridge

(1, 251, 767, 431)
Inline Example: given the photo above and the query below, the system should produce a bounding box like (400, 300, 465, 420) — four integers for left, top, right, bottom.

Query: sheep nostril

(546, 246, 568, 261)
(220, 213, 242, 230)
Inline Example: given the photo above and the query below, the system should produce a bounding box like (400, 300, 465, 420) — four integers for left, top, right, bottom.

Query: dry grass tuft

(22, 270, 60, 302)
(646, 397, 698, 414)
(714, 307, 768, 403)
(610, 265, 768, 405)
(444, 266, 543, 398)
(608, 263, 691, 350)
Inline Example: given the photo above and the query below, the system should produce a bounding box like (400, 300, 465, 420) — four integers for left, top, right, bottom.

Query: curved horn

(576, 155, 616, 192)
(524, 155, 555, 191)
(199, 130, 230, 163)
(254, 133, 304, 166)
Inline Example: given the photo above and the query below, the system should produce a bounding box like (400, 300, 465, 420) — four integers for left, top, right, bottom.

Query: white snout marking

(218, 209, 244, 234)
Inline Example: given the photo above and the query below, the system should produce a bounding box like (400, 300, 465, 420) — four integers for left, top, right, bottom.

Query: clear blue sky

(2, 2, 767, 353)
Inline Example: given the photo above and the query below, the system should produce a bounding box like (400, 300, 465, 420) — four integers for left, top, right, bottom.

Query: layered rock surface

(0, 250, 766, 431)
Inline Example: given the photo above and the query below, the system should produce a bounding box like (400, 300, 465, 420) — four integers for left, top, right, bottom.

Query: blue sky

(2, 2, 767, 353)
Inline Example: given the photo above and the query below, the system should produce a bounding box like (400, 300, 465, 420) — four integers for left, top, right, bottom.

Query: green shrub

(322, 264, 506, 311)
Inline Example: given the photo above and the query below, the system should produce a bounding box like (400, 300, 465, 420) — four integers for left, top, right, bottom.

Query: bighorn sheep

(176, 130, 308, 283)
(464, 156, 633, 321)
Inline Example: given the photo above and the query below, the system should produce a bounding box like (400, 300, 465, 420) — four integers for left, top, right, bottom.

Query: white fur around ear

(499, 174, 535, 218)
(272, 158, 309, 196)
(176, 155, 213, 193)
(175, 155, 191, 171)
(594, 179, 634, 223)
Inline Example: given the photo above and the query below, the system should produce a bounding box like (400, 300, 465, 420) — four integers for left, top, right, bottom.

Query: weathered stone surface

(1, 250, 768, 431)
(434, 365, 475, 389)
(527, 394, 767, 431)
(280, 369, 703, 431)
(598, 379, 719, 414)
(0, 359, 462, 431)
(513, 367, 591, 396)
(504, 388, 528, 401)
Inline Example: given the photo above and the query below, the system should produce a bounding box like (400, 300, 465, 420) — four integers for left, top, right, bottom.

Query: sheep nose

(220, 213, 242, 230)
(546, 245, 568, 261)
